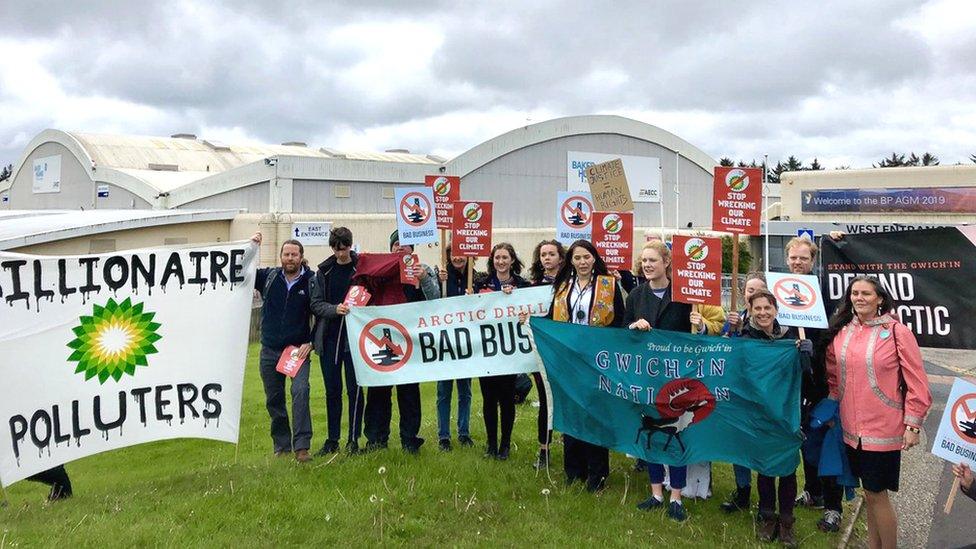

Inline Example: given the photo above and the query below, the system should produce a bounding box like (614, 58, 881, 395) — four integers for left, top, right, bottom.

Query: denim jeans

(436, 378, 471, 440)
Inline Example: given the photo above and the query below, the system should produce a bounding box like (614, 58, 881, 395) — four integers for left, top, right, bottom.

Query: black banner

(821, 227, 976, 349)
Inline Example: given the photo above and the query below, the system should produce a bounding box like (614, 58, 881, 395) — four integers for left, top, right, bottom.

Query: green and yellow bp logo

(67, 297, 162, 383)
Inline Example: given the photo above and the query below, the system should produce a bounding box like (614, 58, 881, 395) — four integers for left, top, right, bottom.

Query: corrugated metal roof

(0, 209, 240, 250)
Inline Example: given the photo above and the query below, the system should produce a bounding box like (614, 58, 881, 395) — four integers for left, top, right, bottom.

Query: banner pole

(798, 327, 806, 340)
(763, 154, 769, 271)
(466, 258, 474, 294)
(731, 236, 739, 312)
(440, 229, 448, 297)
(944, 477, 961, 514)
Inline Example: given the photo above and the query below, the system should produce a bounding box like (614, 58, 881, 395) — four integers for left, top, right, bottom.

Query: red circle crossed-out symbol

(399, 192, 432, 227)
(358, 318, 413, 372)
(950, 392, 976, 444)
(772, 277, 817, 311)
(561, 195, 593, 228)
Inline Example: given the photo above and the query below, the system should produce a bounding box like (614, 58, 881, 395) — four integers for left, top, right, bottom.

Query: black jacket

(474, 273, 531, 293)
(255, 266, 313, 350)
(623, 283, 692, 332)
(309, 251, 358, 357)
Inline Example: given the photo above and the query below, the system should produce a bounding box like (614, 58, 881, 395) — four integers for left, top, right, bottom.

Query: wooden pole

(944, 477, 961, 514)
(440, 229, 448, 297)
(466, 258, 474, 294)
(730, 236, 740, 312)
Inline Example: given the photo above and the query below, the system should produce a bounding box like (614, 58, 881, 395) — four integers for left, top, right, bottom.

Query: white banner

(765, 272, 829, 329)
(567, 151, 661, 203)
(345, 286, 552, 386)
(0, 242, 258, 487)
(32, 155, 62, 194)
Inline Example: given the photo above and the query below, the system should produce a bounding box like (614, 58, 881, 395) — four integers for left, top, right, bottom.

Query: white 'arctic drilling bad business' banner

(0, 242, 258, 487)
(345, 287, 552, 386)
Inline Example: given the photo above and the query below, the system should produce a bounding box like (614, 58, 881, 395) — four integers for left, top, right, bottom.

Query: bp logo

(461, 202, 483, 222)
(684, 238, 708, 261)
(432, 176, 452, 197)
(67, 297, 162, 384)
(725, 168, 749, 192)
(602, 213, 623, 234)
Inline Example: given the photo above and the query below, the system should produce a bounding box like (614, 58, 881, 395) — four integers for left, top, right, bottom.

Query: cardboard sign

(399, 253, 420, 285)
(394, 187, 438, 245)
(712, 166, 763, 235)
(344, 285, 371, 307)
(585, 159, 634, 212)
(451, 201, 493, 258)
(425, 175, 461, 229)
(555, 190, 594, 244)
(276, 345, 305, 378)
(672, 235, 722, 305)
(931, 378, 976, 467)
(590, 211, 633, 271)
(765, 272, 828, 328)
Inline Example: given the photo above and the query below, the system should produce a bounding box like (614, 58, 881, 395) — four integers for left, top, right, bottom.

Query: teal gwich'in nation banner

(530, 317, 802, 477)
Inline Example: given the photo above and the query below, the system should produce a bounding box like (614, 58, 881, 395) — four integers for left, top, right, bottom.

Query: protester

(309, 227, 364, 454)
(824, 275, 931, 549)
(474, 243, 531, 460)
(26, 466, 73, 501)
(434, 251, 481, 451)
(952, 463, 976, 502)
(251, 233, 314, 463)
(359, 231, 439, 454)
(544, 239, 625, 491)
(527, 239, 565, 469)
(719, 271, 768, 513)
(721, 271, 767, 337)
(625, 240, 724, 522)
(741, 289, 812, 546)
(783, 236, 844, 533)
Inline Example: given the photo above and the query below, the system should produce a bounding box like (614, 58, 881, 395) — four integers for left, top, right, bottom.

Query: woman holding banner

(625, 240, 724, 522)
(474, 243, 531, 460)
(434, 249, 484, 452)
(546, 240, 625, 491)
(527, 239, 565, 470)
(740, 289, 812, 546)
(824, 276, 931, 549)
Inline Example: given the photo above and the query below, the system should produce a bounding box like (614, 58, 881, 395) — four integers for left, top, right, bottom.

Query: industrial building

(0, 115, 728, 266)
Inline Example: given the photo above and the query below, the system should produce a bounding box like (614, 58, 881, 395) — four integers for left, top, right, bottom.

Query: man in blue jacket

(252, 233, 314, 463)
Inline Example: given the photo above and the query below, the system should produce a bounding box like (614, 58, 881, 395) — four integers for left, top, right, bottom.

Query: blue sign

(801, 188, 976, 214)
(797, 228, 814, 240)
(96, 185, 110, 198)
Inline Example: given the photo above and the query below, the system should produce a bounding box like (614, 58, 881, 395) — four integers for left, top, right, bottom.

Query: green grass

(2, 343, 862, 547)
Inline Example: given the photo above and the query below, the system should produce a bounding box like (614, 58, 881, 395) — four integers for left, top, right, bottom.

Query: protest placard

(425, 175, 460, 229)
(765, 272, 828, 328)
(671, 235, 722, 306)
(399, 253, 420, 285)
(712, 166, 762, 235)
(395, 187, 438, 245)
(590, 211, 633, 271)
(555, 191, 594, 244)
(585, 158, 634, 212)
(451, 201, 493, 258)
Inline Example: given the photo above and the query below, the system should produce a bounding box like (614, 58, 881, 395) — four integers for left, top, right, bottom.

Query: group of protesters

(250, 228, 931, 549)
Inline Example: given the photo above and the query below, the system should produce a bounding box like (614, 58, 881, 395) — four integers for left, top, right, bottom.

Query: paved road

(892, 350, 975, 549)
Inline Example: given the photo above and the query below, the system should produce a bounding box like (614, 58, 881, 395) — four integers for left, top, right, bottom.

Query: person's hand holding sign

(296, 343, 313, 361)
(336, 303, 350, 315)
(629, 319, 651, 331)
(690, 311, 705, 333)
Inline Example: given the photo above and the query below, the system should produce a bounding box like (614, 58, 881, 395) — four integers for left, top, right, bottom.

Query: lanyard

(570, 276, 593, 324)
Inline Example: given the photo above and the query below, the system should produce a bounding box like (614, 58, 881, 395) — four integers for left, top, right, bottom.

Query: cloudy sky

(2, 0, 975, 172)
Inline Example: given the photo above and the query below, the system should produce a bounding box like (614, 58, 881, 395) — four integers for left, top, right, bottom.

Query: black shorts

(846, 443, 901, 493)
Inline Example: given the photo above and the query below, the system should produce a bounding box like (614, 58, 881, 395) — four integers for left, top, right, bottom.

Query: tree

(719, 157, 734, 167)
(0, 164, 11, 183)
(920, 152, 939, 166)
(874, 152, 906, 168)
(970, 153, 975, 164)
(722, 235, 752, 275)
(809, 158, 824, 170)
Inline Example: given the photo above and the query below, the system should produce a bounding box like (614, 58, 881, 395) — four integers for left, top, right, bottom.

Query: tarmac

(887, 349, 975, 549)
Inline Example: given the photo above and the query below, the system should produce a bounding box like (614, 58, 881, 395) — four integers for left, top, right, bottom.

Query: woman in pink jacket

(824, 276, 931, 549)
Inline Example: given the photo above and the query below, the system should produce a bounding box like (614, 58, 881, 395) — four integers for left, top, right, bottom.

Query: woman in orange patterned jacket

(825, 275, 931, 549)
